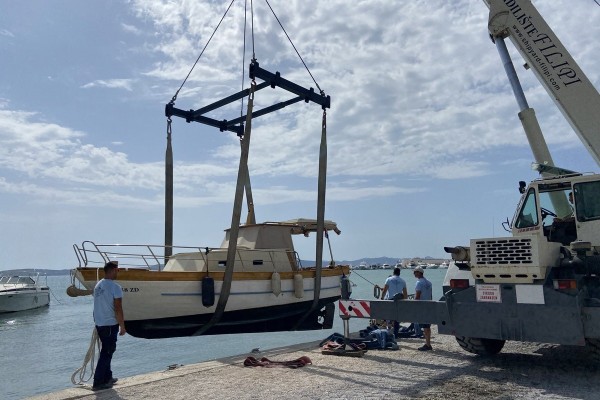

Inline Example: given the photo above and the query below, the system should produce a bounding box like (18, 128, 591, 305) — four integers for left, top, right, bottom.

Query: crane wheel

(455, 336, 505, 355)
(586, 339, 600, 361)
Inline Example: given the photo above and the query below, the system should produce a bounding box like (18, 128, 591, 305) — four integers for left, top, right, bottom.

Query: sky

(1, 0, 599, 270)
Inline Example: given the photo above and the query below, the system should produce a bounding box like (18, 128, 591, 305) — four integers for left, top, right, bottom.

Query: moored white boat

(69, 219, 350, 339)
(0, 274, 50, 313)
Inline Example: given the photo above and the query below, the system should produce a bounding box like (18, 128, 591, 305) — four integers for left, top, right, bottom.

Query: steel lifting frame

(164, 60, 331, 134)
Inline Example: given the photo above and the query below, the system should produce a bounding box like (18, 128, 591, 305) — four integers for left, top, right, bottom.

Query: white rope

(71, 327, 100, 385)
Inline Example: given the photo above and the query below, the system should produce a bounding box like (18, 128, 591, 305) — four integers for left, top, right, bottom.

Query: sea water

(0, 268, 448, 399)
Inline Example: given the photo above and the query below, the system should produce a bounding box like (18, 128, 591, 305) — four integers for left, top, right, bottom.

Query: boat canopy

(280, 219, 341, 235)
(221, 219, 341, 250)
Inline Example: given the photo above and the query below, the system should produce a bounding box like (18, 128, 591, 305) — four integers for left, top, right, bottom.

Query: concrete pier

(30, 329, 600, 400)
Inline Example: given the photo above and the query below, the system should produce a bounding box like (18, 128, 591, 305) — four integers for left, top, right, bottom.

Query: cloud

(0, 29, 14, 38)
(81, 79, 136, 91)
(0, 109, 234, 207)
(2, 0, 599, 212)
(121, 23, 142, 36)
(127, 0, 537, 183)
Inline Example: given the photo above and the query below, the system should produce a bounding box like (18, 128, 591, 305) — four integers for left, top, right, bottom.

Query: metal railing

(72, 241, 302, 272)
(73, 241, 208, 271)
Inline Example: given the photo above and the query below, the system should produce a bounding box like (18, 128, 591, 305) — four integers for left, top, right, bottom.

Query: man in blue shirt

(413, 266, 433, 351)
(380, 267, 407, 338)
(92, 261, 126, 390)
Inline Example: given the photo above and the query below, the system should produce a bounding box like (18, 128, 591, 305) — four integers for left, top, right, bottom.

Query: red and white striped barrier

(339, 300, 371, 318)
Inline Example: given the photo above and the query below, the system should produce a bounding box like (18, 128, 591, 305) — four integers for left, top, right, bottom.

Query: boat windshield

(18, 277, 36, 285)
(6, 276, 35, 285)
(0, 276, 8, 284)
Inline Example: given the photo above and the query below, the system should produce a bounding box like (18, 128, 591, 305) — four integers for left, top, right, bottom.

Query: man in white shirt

(92, 261, 126, 390)
(380, 267, 407, 337)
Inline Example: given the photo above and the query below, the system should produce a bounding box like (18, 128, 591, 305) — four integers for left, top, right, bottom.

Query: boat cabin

(163, 219, 340, 273)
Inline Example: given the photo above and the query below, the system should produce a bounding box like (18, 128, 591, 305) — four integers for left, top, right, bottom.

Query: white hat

(414, 266, 424, 273)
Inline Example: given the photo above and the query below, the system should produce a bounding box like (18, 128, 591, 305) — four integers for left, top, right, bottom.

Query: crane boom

(483, 0, 600, 166)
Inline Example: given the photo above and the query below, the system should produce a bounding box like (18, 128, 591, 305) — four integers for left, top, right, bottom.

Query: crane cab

(513, 173, 600, 250)
(467, 173, 600, 284)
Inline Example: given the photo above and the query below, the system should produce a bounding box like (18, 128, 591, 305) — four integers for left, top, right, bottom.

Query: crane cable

(168, 0, 238, 106)
(170, 0, 326, 105)
(263, 0, 325, 96)
(239, 0, 256, 123)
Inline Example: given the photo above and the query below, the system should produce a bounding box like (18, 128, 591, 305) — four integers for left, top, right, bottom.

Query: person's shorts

(419, 323, 431, 328)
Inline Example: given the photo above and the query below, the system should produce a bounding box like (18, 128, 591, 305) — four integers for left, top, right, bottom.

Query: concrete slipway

(31, 329, 600, 400)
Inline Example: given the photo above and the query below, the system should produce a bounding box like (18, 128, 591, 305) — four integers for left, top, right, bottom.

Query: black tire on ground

(455, 336, 506, 355)
(586, 338, 600, 361)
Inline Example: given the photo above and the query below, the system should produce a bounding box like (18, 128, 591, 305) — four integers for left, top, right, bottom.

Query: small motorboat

(0, 274, 50, 313)
(69, 218, 350, 339)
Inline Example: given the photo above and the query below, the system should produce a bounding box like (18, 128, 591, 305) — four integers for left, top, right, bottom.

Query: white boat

(0, 274, 50, 313)
(69, 218, 350, 339)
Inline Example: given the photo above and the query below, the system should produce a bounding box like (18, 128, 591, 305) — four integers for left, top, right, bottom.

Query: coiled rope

(71, 328, 100, 385)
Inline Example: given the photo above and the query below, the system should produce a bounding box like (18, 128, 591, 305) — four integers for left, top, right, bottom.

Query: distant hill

(1, 256, 446, 275)
(304, 256, 446, 267)
(0, 268, 71, 276)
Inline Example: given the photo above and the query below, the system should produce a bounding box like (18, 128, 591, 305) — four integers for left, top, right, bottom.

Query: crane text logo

(504, 0, 582, 89)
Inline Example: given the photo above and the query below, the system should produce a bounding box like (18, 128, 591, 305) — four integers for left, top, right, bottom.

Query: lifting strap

(294, 109, 327, 329)
(195, 80, 256, 335)
(164, 117, 173, 262)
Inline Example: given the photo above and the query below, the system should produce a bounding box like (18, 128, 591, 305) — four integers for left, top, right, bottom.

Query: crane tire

(455, 336, 505, 356)
(586, 339, 600, 362)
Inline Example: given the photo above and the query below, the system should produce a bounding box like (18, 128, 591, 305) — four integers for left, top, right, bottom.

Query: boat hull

(75, 267, 348, 339)
(125, 297, 337, 339)
(0, 290, 50, 313)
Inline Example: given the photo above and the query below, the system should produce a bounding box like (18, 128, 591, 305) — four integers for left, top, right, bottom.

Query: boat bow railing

(73, 242, 303, 272)
(73, 241, 208, 271)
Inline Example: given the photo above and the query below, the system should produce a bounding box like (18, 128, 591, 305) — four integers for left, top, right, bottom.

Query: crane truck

(339, 0, 600, 357)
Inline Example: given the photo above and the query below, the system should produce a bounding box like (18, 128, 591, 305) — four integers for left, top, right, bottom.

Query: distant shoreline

(0, 268, 71, 276)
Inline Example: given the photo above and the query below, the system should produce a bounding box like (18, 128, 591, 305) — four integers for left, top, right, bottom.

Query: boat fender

(202, 276, 215, 307)
(341, 275, 352, 299)
(66, 285, 93, 297)
(373, 285, 382, 299)
(271, 272, 282, 296)
(293, 273, 304, 298)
